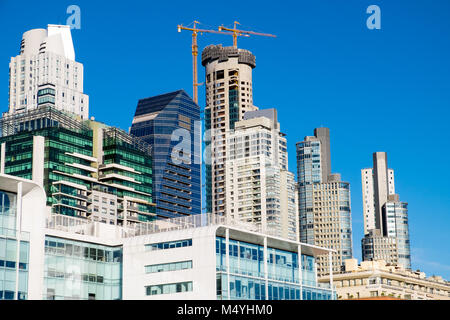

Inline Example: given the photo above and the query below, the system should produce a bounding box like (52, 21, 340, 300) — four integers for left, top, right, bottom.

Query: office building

(201, 44, 258, 216)
(361, 152, 411, 269)
(130, 90, 201, 218)
(319, 259, 450, 300)
(8, 25, 88, 118)
(0, 173, 335, 300)
(296, 128, 353, 276)
(0, 106, 156, 226)
(225, 109, 298, 241)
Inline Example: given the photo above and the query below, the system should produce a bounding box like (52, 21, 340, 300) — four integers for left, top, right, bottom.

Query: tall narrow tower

(201, 44, 258, 215)
(296, 128, 353, 276)
(361, 152, 410, 269)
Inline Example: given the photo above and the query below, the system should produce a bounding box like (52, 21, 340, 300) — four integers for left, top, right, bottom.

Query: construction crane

(218, 21, 276, 49)
(177, 21, 233, 104)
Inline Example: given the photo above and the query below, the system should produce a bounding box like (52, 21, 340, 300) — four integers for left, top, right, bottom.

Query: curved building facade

(201, 45, 258, 216)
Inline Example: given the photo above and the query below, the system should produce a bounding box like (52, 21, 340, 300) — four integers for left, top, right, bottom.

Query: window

(145, 281, 193, 296)
(145, 239, 192, 251)
(216, 70, 224, 80)
(145, 260, 192, 274)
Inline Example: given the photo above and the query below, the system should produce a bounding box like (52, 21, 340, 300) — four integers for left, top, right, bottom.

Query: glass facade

(383, 201, 411, 269)
(0, 190, 29, 300)
(215, 237, 333, 300)
(130, 90, 201, 218)
(297, 140, 322, 244)
(43, 236, 122, 300)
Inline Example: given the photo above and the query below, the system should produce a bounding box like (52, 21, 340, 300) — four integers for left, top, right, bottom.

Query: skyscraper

(201, 44, 258, 216)
(296, 128, 353, 276)
(361, 152, 411, 269)
(8, 25, 89, 118)
(225, 109, 298, 240)
(130, 90, 201, 218)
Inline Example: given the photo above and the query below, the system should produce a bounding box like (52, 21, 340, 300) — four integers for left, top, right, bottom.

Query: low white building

(0, 173, 335, 300)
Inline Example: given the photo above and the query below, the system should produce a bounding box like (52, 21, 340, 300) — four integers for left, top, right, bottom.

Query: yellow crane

(218, 21, 276, 48)
(177, 21, 233, 104)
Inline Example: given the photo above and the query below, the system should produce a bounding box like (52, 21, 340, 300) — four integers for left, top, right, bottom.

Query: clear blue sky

(1, 0, 449, 279)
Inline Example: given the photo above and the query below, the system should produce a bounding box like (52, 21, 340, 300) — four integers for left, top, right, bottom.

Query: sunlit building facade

(296, 128, 353, 276)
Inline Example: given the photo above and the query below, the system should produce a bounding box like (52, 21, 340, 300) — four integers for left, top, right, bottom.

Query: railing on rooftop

(45, 212, 282, 239)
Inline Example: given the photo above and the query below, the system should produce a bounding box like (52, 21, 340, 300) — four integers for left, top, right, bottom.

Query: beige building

(312, 176, 353, 277)
(202, 44, 257, 217)
(319, 258, 450, 300)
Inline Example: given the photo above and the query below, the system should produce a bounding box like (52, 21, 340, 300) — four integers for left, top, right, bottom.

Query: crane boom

(177, 21, 232, 104)
(218, 21, 276, 48)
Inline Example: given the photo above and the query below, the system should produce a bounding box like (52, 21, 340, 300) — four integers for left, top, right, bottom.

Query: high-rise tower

(225, 109, 298, 240)
(201, 44, 258, 216)
(130, 90, 201, 218)
(361, 155, 395, 235)
(361, 152, 411, 269)
(8, 25, 89, 118)
(296, 128, 353, 276)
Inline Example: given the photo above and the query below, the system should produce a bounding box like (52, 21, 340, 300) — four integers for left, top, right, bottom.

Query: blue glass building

(130, 90, 201, 218)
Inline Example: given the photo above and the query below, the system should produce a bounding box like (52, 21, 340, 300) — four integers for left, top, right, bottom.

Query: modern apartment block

(0, 106, 156, 226)
(130, 90, 201, 218)
(319, 259, 450, 300)
(361, 152, 411, 269)
(0, 173, 336, 300)
(225, 109, 298, 241)
(8, 25, 88, 118)
(296, 128, 353, 276)
(201, 44, 258, 216)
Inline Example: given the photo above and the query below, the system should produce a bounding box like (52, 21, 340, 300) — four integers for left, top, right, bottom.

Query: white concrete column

(0, 142, 5, 174)
(32, 136, 45, 187)
(14, 182, 22, 300)
(298, 244, 303, 300)
(329, 251, 334, 299)
(264, 236, 268, 300)
(225, 228, 230, 300)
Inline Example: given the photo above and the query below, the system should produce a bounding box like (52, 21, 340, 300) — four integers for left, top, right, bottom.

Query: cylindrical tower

(201, 44, 257, 216)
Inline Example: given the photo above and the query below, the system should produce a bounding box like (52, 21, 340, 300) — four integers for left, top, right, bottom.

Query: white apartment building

(8, 24, 89, 118)
(225, 109, 298, 241)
